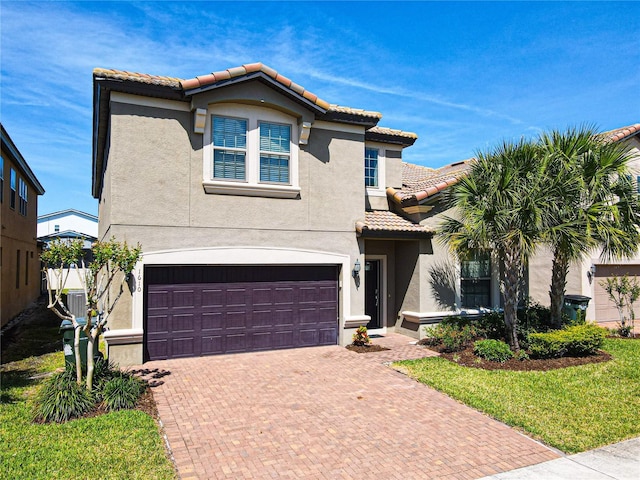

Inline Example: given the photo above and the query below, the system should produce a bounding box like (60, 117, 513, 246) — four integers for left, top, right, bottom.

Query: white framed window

(365, 147, 379, 187)
(364, 143, 396, 197)
(212, 116, 247, 181)
(259, 122, 291, 184)
(203, 103, 300, 198)
(19, 178, 27, 216)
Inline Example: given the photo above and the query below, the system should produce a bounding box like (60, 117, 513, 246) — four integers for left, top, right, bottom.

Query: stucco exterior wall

(97, 88, 372, 363)
(1, 153, 42, 326)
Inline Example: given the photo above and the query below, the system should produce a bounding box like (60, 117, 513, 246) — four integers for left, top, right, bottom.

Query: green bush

(33, 366, 95, 423)
(529, 323, 607, 358)
(101, 374, 146, 411)
(473, 339, 514, 362)
(423, 322, 479, 352)
(562, 324, 607, 355)
(529, 332, 565, 358)
(92, 357, 118, 400)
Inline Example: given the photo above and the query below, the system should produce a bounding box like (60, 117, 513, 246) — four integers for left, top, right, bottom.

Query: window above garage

(203, 103, 301, 198)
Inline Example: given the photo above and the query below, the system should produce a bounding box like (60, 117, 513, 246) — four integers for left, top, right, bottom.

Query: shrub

(529, 323, 607, 358)
(352, 325, 371, 346)
(423, 322, 479, 352)
(33, 366, 95, 423)
(562, 324, 607, 355)
(529, 331, 566, 358)
(92, 357, 118, 401)
(473, 339, 514, 362)
(101, 373, 146, 411)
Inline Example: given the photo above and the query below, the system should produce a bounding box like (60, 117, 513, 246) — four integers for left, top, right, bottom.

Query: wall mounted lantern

(587, 264, 596, 283)
(352, 259, 361, 278)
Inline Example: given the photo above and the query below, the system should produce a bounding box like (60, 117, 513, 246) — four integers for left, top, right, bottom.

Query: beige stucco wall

(1, 153, 42, 326)
(97, 86, 372, 363)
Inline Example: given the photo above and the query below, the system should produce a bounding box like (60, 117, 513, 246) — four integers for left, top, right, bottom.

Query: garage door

(144, 265, 339, 360)
(593, 264, 640, 323)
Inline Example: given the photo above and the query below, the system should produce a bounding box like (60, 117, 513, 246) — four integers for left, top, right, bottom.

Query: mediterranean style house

(1, 123, 45, 327)
(91, 62, 638, 365)
(527, 123, 640, 324)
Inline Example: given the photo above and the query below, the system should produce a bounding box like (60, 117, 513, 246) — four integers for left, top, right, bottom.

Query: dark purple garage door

(144, 265, 339, 360)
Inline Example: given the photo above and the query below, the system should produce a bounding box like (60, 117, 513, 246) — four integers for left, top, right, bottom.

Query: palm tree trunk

(502, 242, 521, 351)
(549, 247, 569, 329)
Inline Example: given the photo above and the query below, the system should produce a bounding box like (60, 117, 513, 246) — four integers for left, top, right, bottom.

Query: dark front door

(144, 265, 339, 361)
(365, 260, 381, 329)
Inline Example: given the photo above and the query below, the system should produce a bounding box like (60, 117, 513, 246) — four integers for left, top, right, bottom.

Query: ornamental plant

(352, 326, 371, 346)
(473, 339, 514, 363)
(600, 275, 640, 337)
(41, 237, 142, 390)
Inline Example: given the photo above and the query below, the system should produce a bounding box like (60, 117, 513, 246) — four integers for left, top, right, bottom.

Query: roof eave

(319, 110, 380, 128)
(183, 72, 328, 115)
(365, 131, 417, 147)
(0, 123, 45, 194)
(356, 228, 433, 239)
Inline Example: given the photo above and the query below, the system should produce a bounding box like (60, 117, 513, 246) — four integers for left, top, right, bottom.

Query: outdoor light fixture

(353, 259, 361, 278)
(587, 264, 597, 284)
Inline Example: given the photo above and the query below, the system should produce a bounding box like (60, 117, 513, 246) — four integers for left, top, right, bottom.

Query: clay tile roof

(329, 104, 382, 119)
(367, 126, 417, 139)
(92, 68, 182, 88)
(97, 63, 378, 112)
(602, 123, 640, 143)
(393, 159, 474, 204)
(179, 62, 332, 110)
(356, 210, 434, 235)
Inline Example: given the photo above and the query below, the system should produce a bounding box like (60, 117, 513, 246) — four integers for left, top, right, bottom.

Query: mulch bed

(346, 344, 390, 353)
(437, 346, 612, 371)
(136, 387, 160, 419)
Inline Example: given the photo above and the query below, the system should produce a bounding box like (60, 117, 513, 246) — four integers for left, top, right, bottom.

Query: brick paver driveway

(139, 334, 559, 479)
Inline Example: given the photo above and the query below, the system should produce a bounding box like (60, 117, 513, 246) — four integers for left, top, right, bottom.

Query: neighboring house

(527, 123, 640, 324)
(38, 209, 98, 305)
(1, 124, 45, 327)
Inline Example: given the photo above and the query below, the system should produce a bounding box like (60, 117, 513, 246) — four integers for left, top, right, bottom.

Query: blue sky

(2, 1, 639, 216)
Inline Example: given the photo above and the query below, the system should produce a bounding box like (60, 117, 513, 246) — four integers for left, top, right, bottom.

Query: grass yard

(395, 338, 640, 454)
(1, 300, 176, 480)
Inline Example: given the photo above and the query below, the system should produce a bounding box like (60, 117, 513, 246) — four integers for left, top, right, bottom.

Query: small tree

(41, 238, 142, 389)
(600, 275, 640, 337)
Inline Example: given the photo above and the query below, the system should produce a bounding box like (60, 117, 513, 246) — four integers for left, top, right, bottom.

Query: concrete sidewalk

(480, 436, 640, 480)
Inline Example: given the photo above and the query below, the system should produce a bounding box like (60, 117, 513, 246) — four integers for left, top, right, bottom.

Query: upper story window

(10, 168, 16, 209)
(18, 178, 27, 215)
(213, 116, 247, 180)
(637, 175, 640, 194)
(460, 251, 491, 309)
(54, 224, 60, 233)
(365, 147, 379, 187)
(259, 122, 290, 184)
(203, 104, 300, 198)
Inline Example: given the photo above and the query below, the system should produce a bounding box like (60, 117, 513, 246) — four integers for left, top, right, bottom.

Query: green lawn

(395, 338, 640, 454)
(1, 350, 176, 479)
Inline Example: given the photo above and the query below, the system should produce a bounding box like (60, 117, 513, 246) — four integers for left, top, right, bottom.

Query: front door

(365, 260, 381, 329)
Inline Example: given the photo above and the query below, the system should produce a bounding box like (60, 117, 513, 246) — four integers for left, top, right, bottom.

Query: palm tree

(439, 138, 556, 350)
(540, 126, 640, 328)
